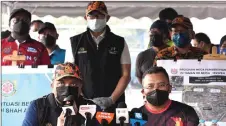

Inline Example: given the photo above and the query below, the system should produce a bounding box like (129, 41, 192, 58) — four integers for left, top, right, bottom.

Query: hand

(92, 97, 114, 110)
(57, 112, 65, 126)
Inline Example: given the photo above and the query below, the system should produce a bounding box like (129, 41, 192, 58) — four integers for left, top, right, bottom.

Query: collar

(49, 45, 60, 56)
(145, 100, 172, 114)
(7, 35, 33, 43)
(90, 29, 106, 39)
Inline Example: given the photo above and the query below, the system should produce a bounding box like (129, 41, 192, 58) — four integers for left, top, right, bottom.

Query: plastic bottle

(211, 120, 219, 126)
(198, 119, 206, 126)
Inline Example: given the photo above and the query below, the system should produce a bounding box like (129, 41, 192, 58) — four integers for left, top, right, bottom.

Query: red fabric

(1, 37, 51, 66)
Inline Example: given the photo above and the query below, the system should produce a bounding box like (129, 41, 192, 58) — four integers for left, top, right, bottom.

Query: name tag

(78, 47, 87, 54)
(109, 47, 118, 54)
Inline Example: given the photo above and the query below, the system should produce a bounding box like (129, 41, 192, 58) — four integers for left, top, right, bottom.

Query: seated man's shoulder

(172, 100, 196, 113)
(34, 93, 53, 108)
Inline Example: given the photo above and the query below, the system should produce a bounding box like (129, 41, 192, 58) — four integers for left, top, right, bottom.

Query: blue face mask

(172, 32, 191, 48)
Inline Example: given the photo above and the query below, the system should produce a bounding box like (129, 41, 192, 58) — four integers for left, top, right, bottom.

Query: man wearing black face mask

(138, 67, 199, 126)
(136, 20, 169, 84)
(38, 22, 66, 65)
(22, 62, 98, 126)
(1, 8, 50, 66)
(153, 15, 207, 66)
(159, 7, 178, 47)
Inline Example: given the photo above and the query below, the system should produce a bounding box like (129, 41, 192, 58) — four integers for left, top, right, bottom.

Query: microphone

(62, 95, 78, 126)
(116, 102, 129, 126)
(79, 105, 97, 126)
(129, 108, 148, 126)
(62, 95, 78, 116)
(95, 111, 115, 126)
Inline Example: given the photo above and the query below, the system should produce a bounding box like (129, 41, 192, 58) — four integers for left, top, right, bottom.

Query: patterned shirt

(154, 46, 208, 66)
(139, 100, 199, 126)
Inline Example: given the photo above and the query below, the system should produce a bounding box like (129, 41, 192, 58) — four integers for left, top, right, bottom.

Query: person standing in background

(30, 20, 44, 41)
(153, 15, 207, 66)
(1, 8, 50, 66)
(38, 22, 65, 65)
(136, 20, 169, 84)
(66, 1, 131, 113)
(158, 7, 179, 47)
(220, 35, 226, 54)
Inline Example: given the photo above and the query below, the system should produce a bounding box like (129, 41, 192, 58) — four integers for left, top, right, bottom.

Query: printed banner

(1, 66, 54, 126)
(157, 60, 226, 123)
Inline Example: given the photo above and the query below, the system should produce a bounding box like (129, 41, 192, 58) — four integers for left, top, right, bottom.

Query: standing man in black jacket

(66, 1, 131, 111)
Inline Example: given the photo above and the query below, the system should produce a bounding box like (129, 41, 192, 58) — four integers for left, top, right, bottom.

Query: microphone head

(129, 108, 148, 125)
(116, 102, 129, 124)
(117, 102, 127, 108)
(95, 111, 115, 124)
(79, 105, 97, 119)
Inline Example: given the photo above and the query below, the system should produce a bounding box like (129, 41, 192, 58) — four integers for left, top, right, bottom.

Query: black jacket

(35, 93, 97, 126)
(70, 26, 125, 103)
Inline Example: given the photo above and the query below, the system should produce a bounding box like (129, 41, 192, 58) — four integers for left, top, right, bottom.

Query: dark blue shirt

(22, 94, 101, 126)
(22, 101, 38, 126)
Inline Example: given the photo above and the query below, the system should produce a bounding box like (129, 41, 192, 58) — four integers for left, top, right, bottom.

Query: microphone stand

(101, 119, 108, 126)
(134, 122, 140, 126)
(119, 117, 126, 126)
(64, 108, 72, 126)
(85, 112, 91, 126)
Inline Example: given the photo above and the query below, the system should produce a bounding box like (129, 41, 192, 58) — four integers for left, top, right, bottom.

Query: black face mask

(56, 86, 79, 104)
(146, 89, 169, 106)
(12, 20, 30, 36)
(149, 34, 164, 47)
(40, 34, 56, 48)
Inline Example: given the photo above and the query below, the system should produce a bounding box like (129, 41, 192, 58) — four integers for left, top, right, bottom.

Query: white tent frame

(2, 1, 226, 19)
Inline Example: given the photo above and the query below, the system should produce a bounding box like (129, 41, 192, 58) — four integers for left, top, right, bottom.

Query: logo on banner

(3, 47, 12, 54)
(27, 47, 37, 53)
(171, 68, 178, 74)
(2, 81, 17, 97)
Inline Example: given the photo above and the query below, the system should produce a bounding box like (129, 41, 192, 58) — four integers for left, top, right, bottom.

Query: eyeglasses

(143, 83, 169, 90)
